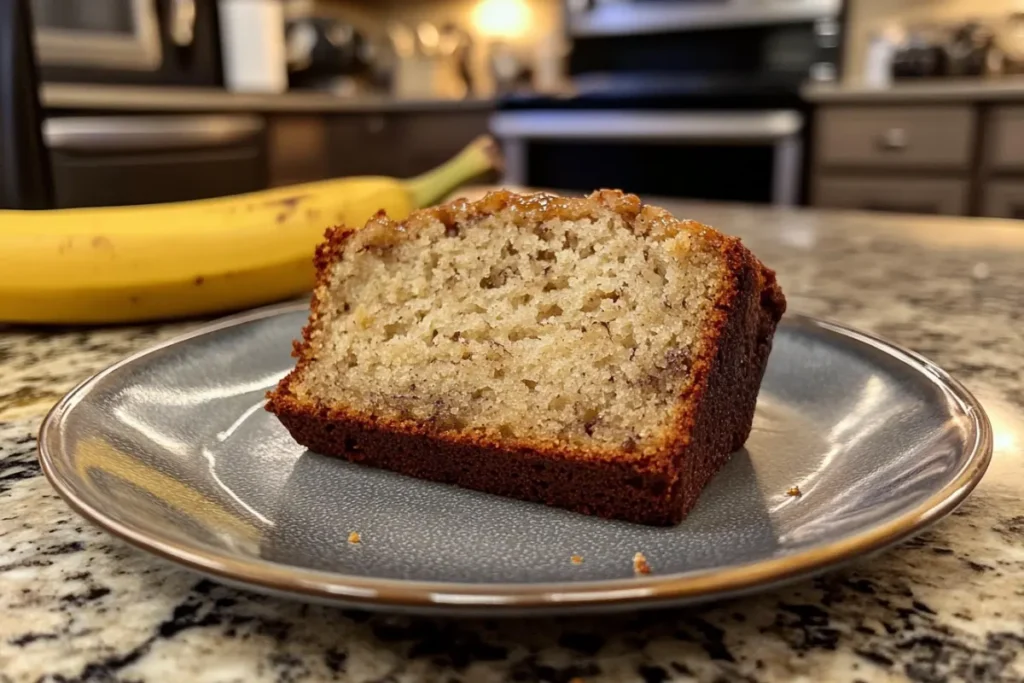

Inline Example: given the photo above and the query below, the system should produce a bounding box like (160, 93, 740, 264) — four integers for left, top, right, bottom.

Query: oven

(30, 0, 222, 86)
(42, 115, 267, 208)
(493, 108, 803, 204)
(492, 0, 846, 205)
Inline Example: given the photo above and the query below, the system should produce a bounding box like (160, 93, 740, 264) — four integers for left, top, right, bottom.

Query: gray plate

(38, 303, 992, 616)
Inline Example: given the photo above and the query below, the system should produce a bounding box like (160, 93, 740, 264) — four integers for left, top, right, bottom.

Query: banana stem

(405, 135, 504, 208)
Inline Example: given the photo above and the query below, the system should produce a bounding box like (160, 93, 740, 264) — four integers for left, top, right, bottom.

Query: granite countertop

(2, 200, 1023, 682)
(803, 78, 1024, 103)
(41, 83, 496, 114)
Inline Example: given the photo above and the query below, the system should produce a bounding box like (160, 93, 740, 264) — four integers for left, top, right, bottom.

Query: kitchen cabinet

(325, 110, 492, 179)
(982, 181, 1024, 219)
(814, 177, 969, 215)
(37, 97, 494, 207)
(325, 114, 407, 178)
(811, 100, 1024, 219)
(981, 107, 1024, 218)
(987, 106, 1024, 171)
(268, 116, 330, 187)
(816, 106, 974, 171)
(394, 111, 494, 176)
(812, 105, 974, 216)
(266, 109, 492, 183)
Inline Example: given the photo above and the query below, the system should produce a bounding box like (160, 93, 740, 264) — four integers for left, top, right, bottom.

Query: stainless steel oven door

(42, 115, 267, 208)
(31, 0, 164, 71)
(490, 109, 805, 205)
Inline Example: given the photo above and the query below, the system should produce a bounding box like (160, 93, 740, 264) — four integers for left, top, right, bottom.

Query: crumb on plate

(571, 554, 584, 565)
(347, 531, 362, 544)
(786, 486, 802, 497)
(633, 551, 651, 575)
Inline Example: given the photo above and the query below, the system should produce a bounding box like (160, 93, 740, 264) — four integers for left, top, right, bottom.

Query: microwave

(565, 0, 844, 84)
(566, 0, 842, 38)
(31, 0, 222, 86)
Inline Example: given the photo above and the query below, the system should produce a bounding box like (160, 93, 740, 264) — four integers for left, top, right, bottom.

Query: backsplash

(845, 0, 1024, 84)
(311, 0, 562, 95)
(305, 0, 1024, 91)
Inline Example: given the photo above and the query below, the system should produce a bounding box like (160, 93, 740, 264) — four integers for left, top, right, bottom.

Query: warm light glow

(472, 0, 531, 39)
(994, 426, 1017, 453)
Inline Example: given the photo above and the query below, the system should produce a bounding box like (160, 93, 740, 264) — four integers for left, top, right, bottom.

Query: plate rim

(37, 303, 994, 613)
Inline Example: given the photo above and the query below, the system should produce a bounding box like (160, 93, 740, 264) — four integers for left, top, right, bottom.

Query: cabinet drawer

(393, 111, 491, 176)
(327, 114, 408, 178)
(987, 107, 1024, 171)
(816, 106, 974, 170)
(814, 176, 969, 215)
(327, 110, 495, 180)
(268, 116, 329, 187)
(982, 181, 1024, 219)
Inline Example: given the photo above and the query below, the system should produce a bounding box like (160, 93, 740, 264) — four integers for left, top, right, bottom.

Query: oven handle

(490, 110, 803, 142)
(43, 115, 266, 152)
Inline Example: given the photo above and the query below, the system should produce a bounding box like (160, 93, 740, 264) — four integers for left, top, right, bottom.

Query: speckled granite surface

(2, 201, 1023, 683)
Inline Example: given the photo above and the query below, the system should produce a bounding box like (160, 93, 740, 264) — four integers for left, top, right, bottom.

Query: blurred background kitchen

(4, 0, 1024, 218)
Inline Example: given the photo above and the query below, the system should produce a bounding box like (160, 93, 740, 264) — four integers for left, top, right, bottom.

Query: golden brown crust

(323, 189, 728, 263)
(266, 189, 786, 525)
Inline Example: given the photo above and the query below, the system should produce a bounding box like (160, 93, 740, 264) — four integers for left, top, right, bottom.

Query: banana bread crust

(267, 190, 785, 525)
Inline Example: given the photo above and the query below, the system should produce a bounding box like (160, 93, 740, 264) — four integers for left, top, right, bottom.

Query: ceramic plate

(38, 303, 991, 616)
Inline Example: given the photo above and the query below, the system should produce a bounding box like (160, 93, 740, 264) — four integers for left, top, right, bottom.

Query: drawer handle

(877, 128, 908, 151)
(367, 116, 386, 134)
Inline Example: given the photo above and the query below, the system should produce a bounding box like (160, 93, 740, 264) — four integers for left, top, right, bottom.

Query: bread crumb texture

(633, 551, 652, 575)
(289, 190, 732, 453)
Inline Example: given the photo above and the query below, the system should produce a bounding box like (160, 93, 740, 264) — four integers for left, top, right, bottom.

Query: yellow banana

(0, 136, 500, 324)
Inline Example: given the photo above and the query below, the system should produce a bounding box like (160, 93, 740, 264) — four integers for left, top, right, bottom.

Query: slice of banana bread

(267, 189, 785, 525)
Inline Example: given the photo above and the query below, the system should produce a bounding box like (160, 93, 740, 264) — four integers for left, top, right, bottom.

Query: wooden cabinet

(326, 114, 407, 178)
(980, 106, 1024, 219)
(394, 111, 494, 176)
(987, 106, 1024, 172)
(268, 116, 330, 187)
(812, 104, 976, 217)
(815, 177, 968, 215)
(982, 181, 1024, 219)
(812, 100, 1024, 220)
(41, 105, 494, 207)
(816, 106, 974, 171)
(266, 108, 493, 187)
(325, 110, 492, 179)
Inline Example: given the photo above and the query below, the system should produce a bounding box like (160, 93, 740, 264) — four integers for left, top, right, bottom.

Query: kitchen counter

(803, 78, 1024, 103)
(41, 82, 496, 114)
(2, 199, 1023, 682)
